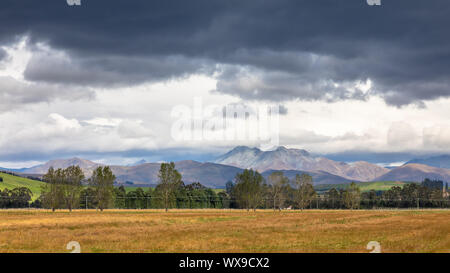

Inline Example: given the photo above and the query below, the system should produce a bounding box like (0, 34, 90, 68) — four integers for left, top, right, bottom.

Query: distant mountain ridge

(127, 159, 148, 167)
(10, 157, 357, 188)
(374, 163, 450, 182)
(405, 155, 450, 169)
(110, 160, 245, 188)
(23, 157, 103, 177)
(0, 166, 28, 173)
(110, 160, 359, 187)
(5, 147, 450, 188)
(215, 146, 388, 181)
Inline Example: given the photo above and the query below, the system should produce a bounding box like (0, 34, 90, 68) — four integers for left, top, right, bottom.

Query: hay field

(0, 209, 449, 253)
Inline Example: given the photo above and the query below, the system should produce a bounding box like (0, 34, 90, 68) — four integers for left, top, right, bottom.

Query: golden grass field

(0, 209, 449, 253)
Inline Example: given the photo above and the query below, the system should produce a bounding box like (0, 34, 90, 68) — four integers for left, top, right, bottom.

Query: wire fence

(1, 196, 449, 210)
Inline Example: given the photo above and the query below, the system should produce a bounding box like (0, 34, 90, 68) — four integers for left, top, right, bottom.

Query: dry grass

(0, 209, 449, 253)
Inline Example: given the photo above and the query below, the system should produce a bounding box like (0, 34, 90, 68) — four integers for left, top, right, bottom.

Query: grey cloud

(24, 51, 214, 87)
(219, 102, 288, 118)
(0, 48, 7, 61)
(278, 105, 288, 115)
(0, 148, 218, 166)
(0, 0, 449, 106)
(0, 76, 95, 111)
(215, 64, 371, 102)
(281, 131, 331, 145)
(387, 122, 420, 147)
(423, 125, 450, 149)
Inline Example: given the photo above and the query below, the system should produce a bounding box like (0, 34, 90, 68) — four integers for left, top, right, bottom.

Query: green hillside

(315, 181, 415, 194)
(123, 186, 151, 193)
(0, 173, 45, 200)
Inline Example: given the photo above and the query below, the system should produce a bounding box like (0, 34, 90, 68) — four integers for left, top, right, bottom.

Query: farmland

(0, 173, 45, 200)
(315, 181, 412, 194)
(0, 209, 448, 253)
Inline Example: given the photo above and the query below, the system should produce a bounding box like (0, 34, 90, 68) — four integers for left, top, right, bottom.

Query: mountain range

(23, 157, 103, 177)
(4, 146, 450, 188)
(215, 146, 389, 181)
(12, 158, 357, 187)
(110, 160, 244, 188)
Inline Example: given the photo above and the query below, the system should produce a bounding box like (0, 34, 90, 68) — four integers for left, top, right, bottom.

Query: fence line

(1, 195, 449, 209)
(1, 196, 449, 202)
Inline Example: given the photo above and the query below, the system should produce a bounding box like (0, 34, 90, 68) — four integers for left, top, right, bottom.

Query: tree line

(1, 163, 449, 210)
(112, 162, 229, 210)
(0, 187, 34, 208)
(357, 179, 449, 209)
(117, 168, 448, 210)
(40, 165, 115, 211)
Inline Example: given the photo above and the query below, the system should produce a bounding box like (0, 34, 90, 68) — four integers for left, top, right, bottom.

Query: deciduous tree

(62, 165, 84, 212)
(89, 166, 116, 211)
(343, 182, 361, 209)
(234, 169, 264, 211)
(267, 171, 289, 210)
(293, 173, 316, 210)
(41, 167, 64, 211)
(157, 162, 182, 212)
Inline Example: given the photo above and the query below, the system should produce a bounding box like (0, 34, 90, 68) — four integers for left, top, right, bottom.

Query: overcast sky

(1, 0, 450, 167)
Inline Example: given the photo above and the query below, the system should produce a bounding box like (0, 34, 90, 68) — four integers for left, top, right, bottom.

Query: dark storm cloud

(24, 52, 213, 87)
(1, 0, 450, 105)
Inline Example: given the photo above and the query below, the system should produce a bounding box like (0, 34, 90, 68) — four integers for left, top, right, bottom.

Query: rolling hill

(262, 169, 356, 185)
(405, 155, 450, 169)
(0, 172, 45, 200)
(373, 163, 450, 182)
(314, 181, 413, 194)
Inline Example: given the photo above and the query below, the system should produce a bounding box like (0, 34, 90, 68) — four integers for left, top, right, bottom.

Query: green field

(0, 173, 45, 200)
(122, 186, 150, 193)
(123, 187, 225, 194)
(315, 181, 414, 194)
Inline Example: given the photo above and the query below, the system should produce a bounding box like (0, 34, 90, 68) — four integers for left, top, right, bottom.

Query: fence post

(85, 195, 88, 210)
(416, 198, 420, 210)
